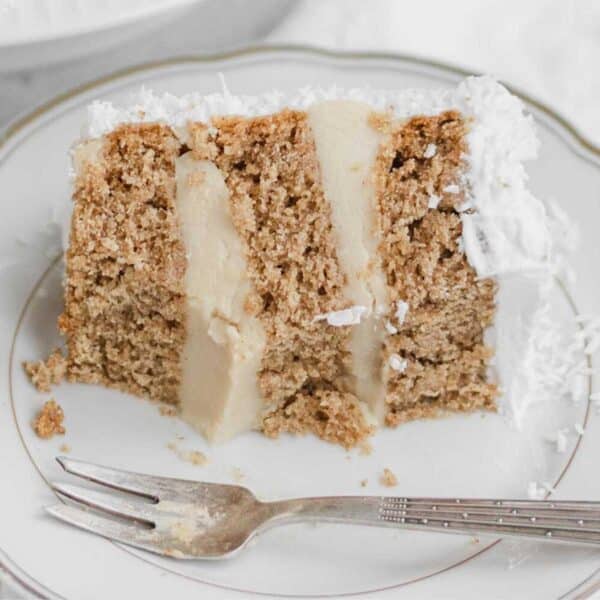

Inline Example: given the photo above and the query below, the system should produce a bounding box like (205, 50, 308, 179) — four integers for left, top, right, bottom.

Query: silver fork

(47, 456, 600, 559)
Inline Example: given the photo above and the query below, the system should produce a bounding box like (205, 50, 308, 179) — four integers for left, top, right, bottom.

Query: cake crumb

(167, 442, 207, 466)
(23, 348, 67, 393)
(368, 111, 392, 133)
(59, 443, 71, 453)
(187, 450, 207, 466)
(360, 479, 368, 488)
(358, 440, 372, 456)
(380, 468, 398, 488)
(33, 399, 65, 439)
(159, 404, 178, 417)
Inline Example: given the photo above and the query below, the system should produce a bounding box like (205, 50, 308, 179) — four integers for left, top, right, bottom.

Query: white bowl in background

(0, 0, 203, 71)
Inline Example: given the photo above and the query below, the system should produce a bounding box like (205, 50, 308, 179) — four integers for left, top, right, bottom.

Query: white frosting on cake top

(456, 77, 549, 278)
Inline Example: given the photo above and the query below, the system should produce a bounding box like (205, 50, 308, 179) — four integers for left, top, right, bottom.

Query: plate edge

(0, 45, 599, 166)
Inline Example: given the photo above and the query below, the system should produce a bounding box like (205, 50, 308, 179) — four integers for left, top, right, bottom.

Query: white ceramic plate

(0, 0, 202, 71)
(1, 47, 599, 599)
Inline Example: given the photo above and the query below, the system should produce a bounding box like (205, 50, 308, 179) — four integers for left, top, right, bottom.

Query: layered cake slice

(58, 76, 551, 448)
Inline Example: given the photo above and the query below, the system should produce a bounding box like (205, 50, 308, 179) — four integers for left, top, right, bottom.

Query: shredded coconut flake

(374, 303, 388, 318)
(76, 76, 589, 431)
(423, 143, 437, 158)
(395, 300, 409, 325)
(81, 76, 552, 285)
(388, 354, 408, 373)
(527, 481, 546, 500)
(314, 305, 369, 327)
(545, 429, 568, 454)
(428, 194, 441, 209)
(385, 321, 398, 335)
(541, 482, 555, 494)
(495, 269, 598, 427)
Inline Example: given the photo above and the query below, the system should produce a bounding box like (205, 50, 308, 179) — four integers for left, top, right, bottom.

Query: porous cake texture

(58, 77, 551, 448)
(373, 112, 496, 425)
(59, 125, 185, 405)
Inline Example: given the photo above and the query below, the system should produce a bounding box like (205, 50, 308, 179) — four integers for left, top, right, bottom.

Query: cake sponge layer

(372, 111, 497, 424)
(61, 77, 552, 446)
(60, 124, 185, 403)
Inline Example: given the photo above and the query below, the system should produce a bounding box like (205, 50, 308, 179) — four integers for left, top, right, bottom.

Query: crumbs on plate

(167, 442, 207, 466)
(33, 399, 65, 439)
(380, 468, 398, 488)
(23, 348, 67, 393)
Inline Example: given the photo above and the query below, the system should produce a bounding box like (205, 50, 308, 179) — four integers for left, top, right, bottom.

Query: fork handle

(267, 496, 600, 546)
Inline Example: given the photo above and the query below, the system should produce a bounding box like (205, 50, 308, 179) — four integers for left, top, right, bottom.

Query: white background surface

(1, 0, 599, 146)
(1, 1, 599, 597)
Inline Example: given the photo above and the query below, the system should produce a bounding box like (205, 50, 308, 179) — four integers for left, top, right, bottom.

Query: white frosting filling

(314, 305, 369, 327)
(308, 100, 389, 423)
(175, 154, 266, 442)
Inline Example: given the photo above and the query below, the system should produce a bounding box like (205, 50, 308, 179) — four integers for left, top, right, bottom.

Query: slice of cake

(58, 76, 551, 448)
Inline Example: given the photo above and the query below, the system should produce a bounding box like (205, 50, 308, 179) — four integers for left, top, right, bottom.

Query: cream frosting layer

(308, 100, 389, 423)
(175, 153, 265, 442)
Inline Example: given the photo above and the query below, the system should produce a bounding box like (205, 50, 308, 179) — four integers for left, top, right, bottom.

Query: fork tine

(52, 482, 158, 525)
(56, 456, 162, 500)
(45, 504, 190, 558)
